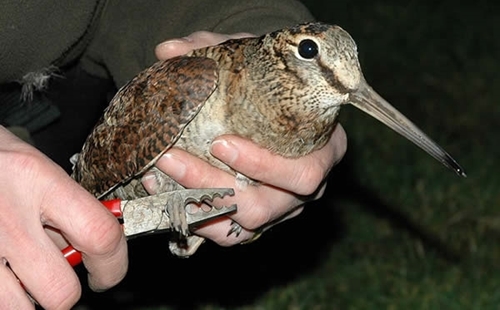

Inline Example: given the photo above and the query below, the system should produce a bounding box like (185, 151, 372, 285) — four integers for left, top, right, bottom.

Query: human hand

(0, 126, 128, 309)
(152, 32, 348, 245)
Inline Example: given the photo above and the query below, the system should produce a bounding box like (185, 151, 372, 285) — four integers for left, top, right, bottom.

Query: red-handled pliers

(61, 188, 236, 266)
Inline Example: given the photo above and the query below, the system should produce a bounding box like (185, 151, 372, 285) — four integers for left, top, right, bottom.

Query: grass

(76, 1, 499, 309)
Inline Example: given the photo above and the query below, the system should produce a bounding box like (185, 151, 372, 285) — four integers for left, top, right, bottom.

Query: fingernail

(156, 37, 191, 50)
(141, 172, 158, 193)
(211, 139, 238, 165)
(160, 152, 186, 179)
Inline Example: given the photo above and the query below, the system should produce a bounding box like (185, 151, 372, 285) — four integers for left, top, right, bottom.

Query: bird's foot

(165, 188, 236, 256)
(169, 235, 206, 257)
(227, 221, 264, 244)
(166, 200, 190, 237)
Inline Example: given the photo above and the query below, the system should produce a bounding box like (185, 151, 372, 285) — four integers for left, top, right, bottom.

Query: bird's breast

(173, 90, 232, 172)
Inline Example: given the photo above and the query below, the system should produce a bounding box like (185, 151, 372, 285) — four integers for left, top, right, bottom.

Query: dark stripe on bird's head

(317, 58, 350, 94)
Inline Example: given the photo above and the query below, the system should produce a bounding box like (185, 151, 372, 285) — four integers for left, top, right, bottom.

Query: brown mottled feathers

(72, 57, 218, 197)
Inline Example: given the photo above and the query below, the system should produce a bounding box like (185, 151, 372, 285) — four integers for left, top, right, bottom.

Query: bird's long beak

(349, 79, 466, 177)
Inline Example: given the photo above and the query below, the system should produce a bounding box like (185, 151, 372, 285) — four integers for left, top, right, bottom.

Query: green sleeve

(80, 0, 314, 88)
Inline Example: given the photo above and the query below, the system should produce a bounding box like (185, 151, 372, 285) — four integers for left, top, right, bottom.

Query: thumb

(155, 31, 254, 60)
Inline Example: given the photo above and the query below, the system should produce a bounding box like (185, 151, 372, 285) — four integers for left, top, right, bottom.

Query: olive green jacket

(2, 0, 314, 88)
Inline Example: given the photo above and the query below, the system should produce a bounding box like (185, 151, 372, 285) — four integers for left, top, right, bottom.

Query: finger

(39, 171, 128, 292)
(210, 124, 347, 196)
(0, 154, 83, 308)
(194, 204, 305, 246)
(0, 214, 81, 309)
(153, 149, 305, 230)
(0, 259, 34, 310)
(155, 31, 254, 60)
(142, 170, 256, 245)
(194, 217, 255, 246)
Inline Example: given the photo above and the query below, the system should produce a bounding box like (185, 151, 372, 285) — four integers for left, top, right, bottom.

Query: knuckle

(79, 214, 122, 257)
(240, 205, 272, 231)
(0, 148, 42, 177)
(292, 166, 325, 196)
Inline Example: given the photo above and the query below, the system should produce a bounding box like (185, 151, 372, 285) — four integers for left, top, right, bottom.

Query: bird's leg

(149, 167, 237, 257)
(148, 167, 191, 238)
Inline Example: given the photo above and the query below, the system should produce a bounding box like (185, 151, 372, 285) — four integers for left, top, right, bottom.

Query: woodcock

(71, 22, 466, 257)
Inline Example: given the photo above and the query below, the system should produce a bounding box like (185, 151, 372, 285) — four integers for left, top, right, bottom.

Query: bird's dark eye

(298, 39, 318, 59)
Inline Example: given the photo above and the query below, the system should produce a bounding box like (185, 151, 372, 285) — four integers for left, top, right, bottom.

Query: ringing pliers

(62, 188, 236, 266)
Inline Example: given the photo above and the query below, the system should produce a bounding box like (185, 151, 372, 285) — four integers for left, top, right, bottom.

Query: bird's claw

(227, 220, 243, 237)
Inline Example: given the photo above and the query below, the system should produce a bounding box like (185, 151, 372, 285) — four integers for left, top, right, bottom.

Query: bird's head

(253, 23, 361, 110)
(248, 22, 465, 176)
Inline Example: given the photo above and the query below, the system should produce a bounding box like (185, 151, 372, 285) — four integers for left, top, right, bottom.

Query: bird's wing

(72, 56, 219, 197)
